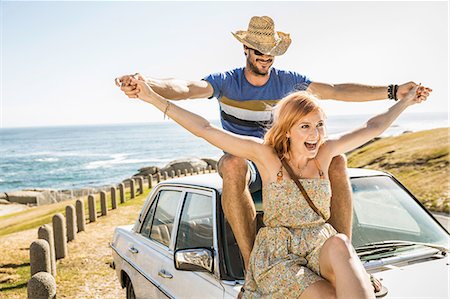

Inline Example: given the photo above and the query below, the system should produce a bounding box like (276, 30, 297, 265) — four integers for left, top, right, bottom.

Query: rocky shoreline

(0, 157, 218, 215)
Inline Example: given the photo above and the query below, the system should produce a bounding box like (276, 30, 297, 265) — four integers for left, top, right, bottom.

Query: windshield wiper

(355, 240, 448, 258)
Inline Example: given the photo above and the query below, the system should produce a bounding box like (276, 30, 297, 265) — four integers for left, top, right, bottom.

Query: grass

(347, 127, 449, 213)
(0, 188, 138, 237)
(0, 187, 150, 298)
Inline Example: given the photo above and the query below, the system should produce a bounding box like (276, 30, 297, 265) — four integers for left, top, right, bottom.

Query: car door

(132, 188, 184, 299)
(158, 189, 225, 299)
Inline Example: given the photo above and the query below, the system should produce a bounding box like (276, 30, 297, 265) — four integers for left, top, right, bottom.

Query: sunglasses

(245, 46, 265, 56)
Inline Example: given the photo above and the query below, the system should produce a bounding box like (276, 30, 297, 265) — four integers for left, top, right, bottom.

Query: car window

(176, 192, 213, 250)
(351, 176, 449, 248)
(353, 180, 420, 233)
(149, 190, 183, 247)
(140, 194, 159, 238)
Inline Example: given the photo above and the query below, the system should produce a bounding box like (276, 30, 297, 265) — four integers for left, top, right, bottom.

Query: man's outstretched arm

(115, 74, 213, 101)
(308, 81, 431, 102)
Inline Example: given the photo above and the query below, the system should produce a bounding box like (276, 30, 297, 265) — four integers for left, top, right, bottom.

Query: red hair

(264, 91, 324, 158)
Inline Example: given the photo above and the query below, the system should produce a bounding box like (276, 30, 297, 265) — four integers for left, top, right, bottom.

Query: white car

(111, 169, 449, 299)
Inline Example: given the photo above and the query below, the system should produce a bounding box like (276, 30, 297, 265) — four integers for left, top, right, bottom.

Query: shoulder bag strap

(280, 158, 326, 220)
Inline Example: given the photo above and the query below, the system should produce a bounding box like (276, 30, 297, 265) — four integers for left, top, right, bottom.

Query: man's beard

(247, 57, 272, 76)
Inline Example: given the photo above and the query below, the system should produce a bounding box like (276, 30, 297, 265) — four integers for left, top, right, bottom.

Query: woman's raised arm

(128, 77, 266, 163)
(324, 85, 431, 157)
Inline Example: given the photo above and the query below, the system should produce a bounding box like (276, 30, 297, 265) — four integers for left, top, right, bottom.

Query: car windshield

(351, 176, 449, 250)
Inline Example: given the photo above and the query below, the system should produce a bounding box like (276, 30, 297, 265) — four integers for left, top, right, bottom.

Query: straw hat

(232, 16, 291, 56)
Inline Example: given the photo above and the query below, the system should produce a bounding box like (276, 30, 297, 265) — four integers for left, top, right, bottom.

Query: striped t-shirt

(204, 67, 311, 138)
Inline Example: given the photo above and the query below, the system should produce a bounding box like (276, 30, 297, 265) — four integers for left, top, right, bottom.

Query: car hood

(224, 254, 449, 298)
(370, 254, 449, 298)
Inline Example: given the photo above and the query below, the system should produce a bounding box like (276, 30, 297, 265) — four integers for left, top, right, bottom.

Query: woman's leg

(299, 280, 336, 299)
(318, 234, 375, 299)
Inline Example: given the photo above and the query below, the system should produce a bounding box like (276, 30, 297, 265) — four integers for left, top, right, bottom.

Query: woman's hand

(129, 77, 159, 103)
(115, 73, 145, 99)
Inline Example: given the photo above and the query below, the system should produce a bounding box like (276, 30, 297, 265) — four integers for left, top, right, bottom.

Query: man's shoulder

(211, 67, 244, 76)
(271, 68, 304, 77)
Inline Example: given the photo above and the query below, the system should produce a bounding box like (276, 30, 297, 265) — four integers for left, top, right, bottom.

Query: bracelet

(387, 84, 399, 101)
(163, 101, 171, 119)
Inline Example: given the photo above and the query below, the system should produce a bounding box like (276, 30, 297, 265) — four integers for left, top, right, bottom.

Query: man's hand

(397, 81, 432, 102)
(115, 73, 146, 98)
(403, 84, 432, 105)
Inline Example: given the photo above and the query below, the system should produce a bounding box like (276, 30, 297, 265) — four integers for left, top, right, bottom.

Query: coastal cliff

(347, 127, 449, 213)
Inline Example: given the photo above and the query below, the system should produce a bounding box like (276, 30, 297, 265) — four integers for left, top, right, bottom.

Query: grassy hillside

(347, 127, 449, 213)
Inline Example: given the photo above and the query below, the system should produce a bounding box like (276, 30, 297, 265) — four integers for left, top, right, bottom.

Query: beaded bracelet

(388, 84, 399, 101)
(163, 102, 171, 119)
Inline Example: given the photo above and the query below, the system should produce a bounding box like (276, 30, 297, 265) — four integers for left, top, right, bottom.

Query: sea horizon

(2, 110, 448, 130)
(0, 112, 448, 193)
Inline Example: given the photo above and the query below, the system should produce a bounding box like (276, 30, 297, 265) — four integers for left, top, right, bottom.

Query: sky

(1, 1, 449, 128)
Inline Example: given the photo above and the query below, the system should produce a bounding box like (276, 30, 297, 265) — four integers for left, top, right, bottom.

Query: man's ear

(243, 45, 248, 56)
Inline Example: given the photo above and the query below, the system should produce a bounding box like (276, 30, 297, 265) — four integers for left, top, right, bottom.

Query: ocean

(0, 112, 447, 192)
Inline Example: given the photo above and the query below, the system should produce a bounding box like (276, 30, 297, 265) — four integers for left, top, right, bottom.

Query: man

(116, 16, 421, 277)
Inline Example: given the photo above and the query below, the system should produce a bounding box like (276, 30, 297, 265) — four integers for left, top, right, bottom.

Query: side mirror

(174, 248, 213, 273)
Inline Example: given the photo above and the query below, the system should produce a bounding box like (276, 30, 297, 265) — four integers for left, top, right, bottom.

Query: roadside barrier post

(147, 175, 153, 189)
(118, 183, 125, 204)
(30, 239, 51, 276)
(38, 225, 56, 277)
(137, 177, 144, 194)
(177, 170, 181, 177)
(100, 191, 107, 216)
(190, 168, 194, 175)
(111, 186, 117, 209)
(130, 179, 136, 199)
(75, 199, 86, 232)
(208, 165, 212, 173)
(156, 172, 161, 183)
(184, 169, 188, 176)
(52, 213, 67, 259)
(65, 205, 76, 242)
(202, 167, 206, 174)
(88, 194, 97, 223)
(170, 170, 175, 178)
(27, 272, 56, 299)
(163, 172, 168, 180)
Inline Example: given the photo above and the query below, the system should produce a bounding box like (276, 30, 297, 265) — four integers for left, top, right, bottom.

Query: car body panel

(370, 253, 449, 298)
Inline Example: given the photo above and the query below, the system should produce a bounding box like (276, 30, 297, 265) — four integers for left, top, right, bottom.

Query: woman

(125, 77, 430, 299)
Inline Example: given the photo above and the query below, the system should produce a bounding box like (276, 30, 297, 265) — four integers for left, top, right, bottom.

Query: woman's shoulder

(253, 146, 282, 175)
(316, 142, 334, 168)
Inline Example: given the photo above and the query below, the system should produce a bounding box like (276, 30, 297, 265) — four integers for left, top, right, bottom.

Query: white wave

(15, 151, 114, 158)
(35, 157, 59, 162)
(84, 155, 170, 170)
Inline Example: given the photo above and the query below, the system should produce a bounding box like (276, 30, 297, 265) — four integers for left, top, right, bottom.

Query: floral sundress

(243, 160, 337, 298)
